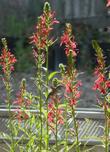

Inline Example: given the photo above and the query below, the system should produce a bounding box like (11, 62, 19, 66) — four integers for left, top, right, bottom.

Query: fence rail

(0, 107, 105, 145)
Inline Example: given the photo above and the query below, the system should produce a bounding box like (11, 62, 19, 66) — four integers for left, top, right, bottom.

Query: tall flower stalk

(14, 79, 32, 123)
(48, 84, 64, 151)
(0, 38, 17, 152)
(60, 23, 81, 152)
(14, 79, 36, 151)
(30, 2, 59, 151)
(59, 64, 69, 152)
(92, 41, 110, 152)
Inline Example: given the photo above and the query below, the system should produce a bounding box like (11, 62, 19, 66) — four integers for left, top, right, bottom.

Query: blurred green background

(0, 0, 110, 73)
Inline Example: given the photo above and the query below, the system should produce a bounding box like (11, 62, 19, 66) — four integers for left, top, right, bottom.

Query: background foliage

(0, 0, 110, 72)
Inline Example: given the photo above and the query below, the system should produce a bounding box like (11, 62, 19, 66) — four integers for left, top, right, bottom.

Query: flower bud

(44, 2, 51, 14)
(2, 38, 8, 51)
(52, 78, 59, 87)
(59, 63, 65, 73)
(20, 78, 26, 90)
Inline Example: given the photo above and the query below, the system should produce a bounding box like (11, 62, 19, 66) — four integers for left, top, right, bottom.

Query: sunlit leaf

(48, 71, 59, 81)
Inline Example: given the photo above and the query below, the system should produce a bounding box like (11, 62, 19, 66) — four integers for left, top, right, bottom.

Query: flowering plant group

(0, 1, 109, 152)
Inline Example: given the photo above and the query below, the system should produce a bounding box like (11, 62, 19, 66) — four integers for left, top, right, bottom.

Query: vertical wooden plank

(65, 0, 73, 19)
(73, 0, 81, 18)
(95, 0, 106, 16)
(83, 0, 89, 17)
(88, 0, 95, 17)
(51, 0, 65, 19)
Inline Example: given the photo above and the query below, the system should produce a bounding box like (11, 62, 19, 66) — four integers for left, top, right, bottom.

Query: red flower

(30, 2, 59, 61)
(15, 110, 29, 123)
(95, 73, 105, 84)
(48, 107, 64, 125)
(48, 111, 54, 123)
(14, 93, 31, 108)
(60, 23, 77, 57)
(93, 42, 109, 96)
(48, 102, 54, 109)
(48, 95, 64, 129)
(61, 27, 81, 106)
(107, 0, 110, 7)
(14, 80, 32, 108)
(63, 74, 82, 107)
(93, 71, 109, 95)
(65, 82, 72, 93)
(57, 109, 63, 115)
(0, 48, 17, 73)
(14, 80, 32, 122)
(70, 99, 76, 106)
(60, 32, 77, 57)
(60, 33, 70, 46)
(57, 117, 64, 125)
(106, 80, 110, 88)
(75, 90, 81, 99)
(92, 43, 107, 95)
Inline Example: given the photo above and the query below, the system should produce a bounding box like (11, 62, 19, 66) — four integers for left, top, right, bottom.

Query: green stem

(38, 66, 43, 151)
(46, 47, 49, 151)
(6, 74, 15, 152)
(72, 107, 80, 152)
(55, 100, 58, 152)
(104, 105, 109, 152)
(65, 100, 68, 152)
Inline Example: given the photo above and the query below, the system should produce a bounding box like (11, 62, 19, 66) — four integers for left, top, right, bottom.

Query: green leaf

(48, 71, 58, 81)
(68, 140, 77, 151)
(107, 108, 110, 113)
